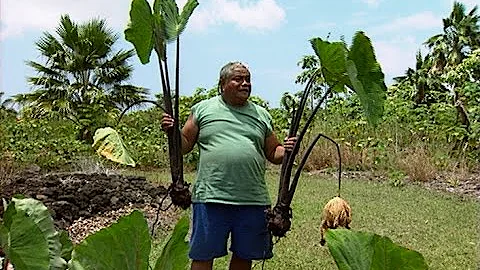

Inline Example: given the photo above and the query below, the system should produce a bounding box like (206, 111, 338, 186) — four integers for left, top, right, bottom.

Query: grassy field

(142, 169, 479, 270)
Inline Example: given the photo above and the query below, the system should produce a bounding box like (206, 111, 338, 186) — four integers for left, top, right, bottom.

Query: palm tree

(423, 1, 479, 129)
(393, 51, 447, 105)
(15, 15, 149, 142)
(0, 91, 16, 120)
(425, 1, 479, 71)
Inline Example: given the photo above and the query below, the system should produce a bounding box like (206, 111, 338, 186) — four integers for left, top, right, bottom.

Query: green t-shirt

(191, 96, 274, 205)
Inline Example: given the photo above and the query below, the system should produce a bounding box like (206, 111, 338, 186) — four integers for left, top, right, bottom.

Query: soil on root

(0, 169, 178, 242)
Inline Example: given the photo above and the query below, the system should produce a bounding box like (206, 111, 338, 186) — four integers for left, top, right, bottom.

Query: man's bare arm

(161, 113, 199, 155)
(264, 132, 296, 164)
(181, 113, 199, 154)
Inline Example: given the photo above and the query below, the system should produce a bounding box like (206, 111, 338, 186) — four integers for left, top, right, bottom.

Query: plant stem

(173, 36, 184, 186)
(277, 71, 319, 205)
(286, 133, 342, 204)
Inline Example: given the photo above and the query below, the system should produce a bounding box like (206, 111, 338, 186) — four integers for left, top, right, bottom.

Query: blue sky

(1, 0, 478, 107)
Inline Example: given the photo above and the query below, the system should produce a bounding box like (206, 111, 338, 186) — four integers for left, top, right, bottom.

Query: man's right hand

(161, 113, 174, 131)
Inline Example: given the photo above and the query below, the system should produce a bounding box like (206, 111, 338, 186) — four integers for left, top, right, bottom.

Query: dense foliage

(1, 1, 478, 178)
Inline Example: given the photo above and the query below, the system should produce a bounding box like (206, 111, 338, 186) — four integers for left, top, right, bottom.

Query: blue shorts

(189, 203, 273, 261)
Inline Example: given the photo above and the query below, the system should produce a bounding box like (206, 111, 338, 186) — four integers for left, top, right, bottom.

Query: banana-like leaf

(1, 198, 66, 270)
(347, 31, 386, 126)
(92, 127, 136, 167)
(125, 0, 155, 64)
(154, 214, 190, 270)
(69, 210, 151, 270)
(326, 229, 428, 270)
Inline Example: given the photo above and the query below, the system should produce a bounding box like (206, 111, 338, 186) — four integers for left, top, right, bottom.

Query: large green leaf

(154, 214, 190, 270)
(125, 0, 155, 64)
(152, 10, 167, 59)
(11, 198, 66, 269)
(6, 211, 50, 270)
(347, 31, 387, 126)
(310, 32, 386, 125)
(178, 0, 199, 32)
(59, 230, 73, 262)
(69, 210, 151, 270)
(92, 127, 136, 167)
(310, 38, 349, 92)
(326, 229, 428, 270)
(156, 0, 180, 42)
(1, 198, 61, 270)
(154, 0, 199, 42)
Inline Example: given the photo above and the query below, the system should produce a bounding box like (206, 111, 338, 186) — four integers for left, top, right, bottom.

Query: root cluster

(266, 204, 292, 237)
(169, 182, 192, 210)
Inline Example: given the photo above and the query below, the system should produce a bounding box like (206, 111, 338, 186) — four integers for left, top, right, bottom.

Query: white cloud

(372, 11, 442, 34)
(0, 0, 286, 40)
(0, 0, 130, 40)
(360, 0, 382, 7)
(365, 10, 443, 83)
(372, 36, 427, 84)
(188, 0, 286, 32)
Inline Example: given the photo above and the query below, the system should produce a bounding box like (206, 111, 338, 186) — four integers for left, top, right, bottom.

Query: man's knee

(230, 254, 252, 270)
(191, 259, 213, 270)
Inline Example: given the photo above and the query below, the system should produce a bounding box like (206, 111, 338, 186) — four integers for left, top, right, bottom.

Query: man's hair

(218, 61, 249, 94)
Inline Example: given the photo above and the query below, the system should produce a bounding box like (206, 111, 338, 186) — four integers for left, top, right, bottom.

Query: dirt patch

(0, 169, 182, 243)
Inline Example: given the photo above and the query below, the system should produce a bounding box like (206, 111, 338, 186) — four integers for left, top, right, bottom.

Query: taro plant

(265, 32, 429, 270)
(93, 0, 199, 209)
(267, 31, 387, 237)
(0, 197, 427, 269)
(325, 229, 428, 270)
(0, 197, 190, 270)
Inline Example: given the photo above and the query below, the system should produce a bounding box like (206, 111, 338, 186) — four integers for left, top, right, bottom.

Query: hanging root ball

(266, 204, 292, 237)
(169, 182, 192, 210)
(320, 196, 352, 246)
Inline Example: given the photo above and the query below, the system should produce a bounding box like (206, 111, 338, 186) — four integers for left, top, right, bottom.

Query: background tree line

(0, 1, 478, 182)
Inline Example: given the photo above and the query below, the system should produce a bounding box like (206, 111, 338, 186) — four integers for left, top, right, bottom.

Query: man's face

(222, 65, 251, 106)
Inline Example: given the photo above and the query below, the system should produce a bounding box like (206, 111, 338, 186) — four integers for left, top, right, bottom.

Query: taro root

(319, 196, 352, 246)
(266, 203, 292, 237)
(168, 182, 192, 210)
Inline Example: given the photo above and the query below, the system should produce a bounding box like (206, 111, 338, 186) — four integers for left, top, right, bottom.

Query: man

(162, 62, 296, 270)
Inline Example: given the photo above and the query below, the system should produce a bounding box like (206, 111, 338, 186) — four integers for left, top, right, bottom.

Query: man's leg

(230, 205, 273, 263)
(191, 260, 213, 270)
(229, 254, 252, 270)
(189, 203, 230, 269)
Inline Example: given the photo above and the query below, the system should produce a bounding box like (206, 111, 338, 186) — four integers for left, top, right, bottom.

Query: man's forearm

(270, 145, 285, 164)
(181, 131, 195, 155)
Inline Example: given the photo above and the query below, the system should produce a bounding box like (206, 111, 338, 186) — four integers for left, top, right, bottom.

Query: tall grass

(147, 170, 479, 270)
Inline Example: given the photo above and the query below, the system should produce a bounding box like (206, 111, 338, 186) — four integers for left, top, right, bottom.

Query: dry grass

(304, 142, 383, 172)
(441, 160, 470, 187)
(303, 142, 338, 171)
(0, 151, 16, 187)
(397, 147, 437, 182)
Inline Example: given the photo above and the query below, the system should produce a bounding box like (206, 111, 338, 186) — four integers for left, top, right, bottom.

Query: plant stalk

(173, 36, 184, 187)
(277, 71, 319, 205)
(286, 133, 342, 205)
